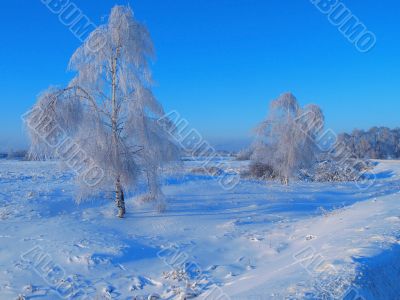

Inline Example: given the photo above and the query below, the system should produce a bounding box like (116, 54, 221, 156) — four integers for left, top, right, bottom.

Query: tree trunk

(115, 177, 125, 218)
(111, 49, 126, 218)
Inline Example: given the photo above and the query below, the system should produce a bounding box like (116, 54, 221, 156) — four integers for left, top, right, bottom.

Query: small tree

(25, 5, 180, 217)
(251, 92, 324, 184)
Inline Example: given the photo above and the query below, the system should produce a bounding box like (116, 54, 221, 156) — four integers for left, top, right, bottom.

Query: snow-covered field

(1, 158, 400, 299)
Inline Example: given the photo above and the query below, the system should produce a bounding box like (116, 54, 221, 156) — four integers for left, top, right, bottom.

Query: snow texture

(1, 158, 400, 299)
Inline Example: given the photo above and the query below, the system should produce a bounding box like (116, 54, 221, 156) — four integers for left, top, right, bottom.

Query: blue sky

(1, 0, 399, 151)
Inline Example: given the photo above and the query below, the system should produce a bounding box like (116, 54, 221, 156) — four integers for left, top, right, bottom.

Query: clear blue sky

(1, 0, 399, 151)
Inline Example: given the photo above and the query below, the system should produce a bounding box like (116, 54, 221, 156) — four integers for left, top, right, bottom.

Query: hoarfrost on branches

(251, 92, 324, 184)
(25, 5, 180, 217)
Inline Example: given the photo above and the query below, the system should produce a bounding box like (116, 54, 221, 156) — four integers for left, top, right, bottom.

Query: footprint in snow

(130, 275, 161, 291)
(306, 235, 317, 241)
(248, 236, 264, 242)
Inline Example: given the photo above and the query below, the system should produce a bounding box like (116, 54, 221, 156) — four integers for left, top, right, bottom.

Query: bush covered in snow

(247, 162, 278, 180)
(247, 159, 371, 183)
(235, 148, 253, 161)
(300, 160, 371, 182)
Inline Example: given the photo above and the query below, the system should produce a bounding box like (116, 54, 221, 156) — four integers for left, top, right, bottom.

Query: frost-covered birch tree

(25, 5, 180, 217)
(251, 92, 324, 184)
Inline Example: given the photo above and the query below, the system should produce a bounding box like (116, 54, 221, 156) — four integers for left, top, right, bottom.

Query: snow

(1, 158, 400, 299)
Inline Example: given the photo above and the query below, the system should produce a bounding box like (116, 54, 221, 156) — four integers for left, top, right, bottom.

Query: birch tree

(25, 5, 180, 217)
(251, 92, 324, 184)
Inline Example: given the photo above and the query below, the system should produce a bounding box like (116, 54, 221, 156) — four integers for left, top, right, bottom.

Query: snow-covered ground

(1, 158, 400, 299)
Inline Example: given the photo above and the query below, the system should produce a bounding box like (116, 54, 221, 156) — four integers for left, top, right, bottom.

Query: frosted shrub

(235, 148, 253, 161)
(248, 162, 277, 180)
(305, 160, 372, 183)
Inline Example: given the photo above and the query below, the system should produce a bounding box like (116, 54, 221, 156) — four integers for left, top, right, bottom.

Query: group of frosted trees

(247, 93, 393, 183)
(338, 127, 400, 159)
(26, 5, 388, 218)
(250, 93, 324, 184)
(26, 6, 179, 217)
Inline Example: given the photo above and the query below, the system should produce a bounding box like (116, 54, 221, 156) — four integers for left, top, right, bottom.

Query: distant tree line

(338, 127, 400, 159)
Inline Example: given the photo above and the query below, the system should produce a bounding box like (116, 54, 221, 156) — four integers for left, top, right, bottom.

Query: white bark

(25, 5, 180, 216)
